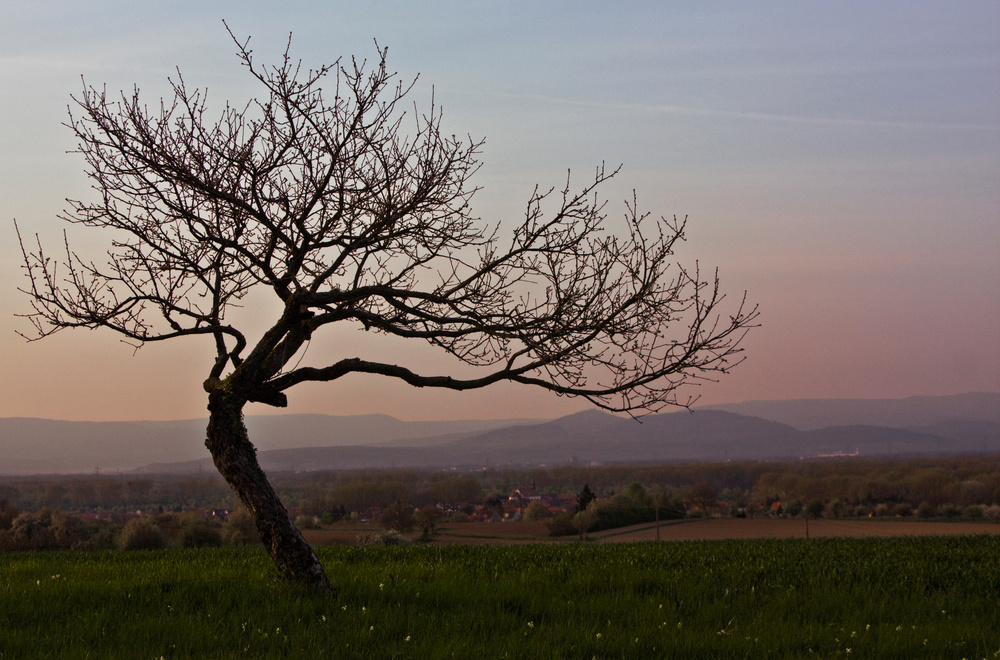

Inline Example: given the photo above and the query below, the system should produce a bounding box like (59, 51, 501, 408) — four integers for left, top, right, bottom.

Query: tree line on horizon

(3, 455, 1000, 552)
(3, 454, 998, 521)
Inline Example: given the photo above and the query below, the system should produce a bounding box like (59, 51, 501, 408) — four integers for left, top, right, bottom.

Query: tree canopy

(17, 30, 757, 589)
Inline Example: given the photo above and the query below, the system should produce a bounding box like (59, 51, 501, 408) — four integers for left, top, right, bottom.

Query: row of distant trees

(0, 476, 234, 513)
(0, 505, 259, 553)
(0, 470, 487, 515)
(2, 455, 998, 528)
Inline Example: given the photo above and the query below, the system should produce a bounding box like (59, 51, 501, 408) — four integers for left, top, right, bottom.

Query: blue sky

(2, 1, 998, 420)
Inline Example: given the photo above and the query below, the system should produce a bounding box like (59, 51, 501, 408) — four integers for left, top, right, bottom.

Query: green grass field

(2, 536, 999, 658)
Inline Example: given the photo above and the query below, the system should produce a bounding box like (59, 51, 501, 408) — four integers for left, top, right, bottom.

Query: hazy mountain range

(0, 393, 997, 475)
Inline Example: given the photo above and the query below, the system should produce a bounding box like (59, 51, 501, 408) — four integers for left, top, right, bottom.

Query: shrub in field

(654, 493, 687, 520)
(573, 503, 599, 539)
(548, 495, 685, 536)
(117, 517, 167, 550)
(964, 504, 983, 520)
(0, 508, 86, 551)
(685, 482, 718, 514)
(179, 521, 223, 548)
(222, 508, 259, 545)
(984, 504, 1000, 522)
(414, 506, 443, 540)
(890, 502, 913, 517)
(937, 503, 960, 519)
(448, 511, 471, 523)
(48, 510, 87, 548)
(547, 511, 576, 536)
(380, 502, 415, 533)
(357, 530, 409, 546)
(625, 482, 653, 508)
(294, 514, 319, 530)
(523, 500, 551, 521)
(151, 514, 183, 544)
(0, 499, 17, 531)
(780, 499, 803, 518)
(80, 522, 119, 550)
(595, 500, 641, 529)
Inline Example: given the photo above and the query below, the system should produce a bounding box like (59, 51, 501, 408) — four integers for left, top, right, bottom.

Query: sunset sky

(2, 2, 998, 422)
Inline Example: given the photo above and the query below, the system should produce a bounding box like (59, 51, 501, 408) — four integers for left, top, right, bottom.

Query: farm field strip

(596, 518, 1000, 542)
(2, 537, 999, 658)
(302, 518, 1000, 546)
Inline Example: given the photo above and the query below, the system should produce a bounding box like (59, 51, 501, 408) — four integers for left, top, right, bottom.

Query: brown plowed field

(591, 518, 1000, 543)
(303, 518, 1000, 547)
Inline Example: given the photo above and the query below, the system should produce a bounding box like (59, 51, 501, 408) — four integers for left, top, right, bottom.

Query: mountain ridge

(1, 393, 997, 475)
(700, 392, 1000, 430)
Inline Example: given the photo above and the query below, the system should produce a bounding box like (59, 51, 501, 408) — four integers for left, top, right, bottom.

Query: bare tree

(16, 31, 757, 591)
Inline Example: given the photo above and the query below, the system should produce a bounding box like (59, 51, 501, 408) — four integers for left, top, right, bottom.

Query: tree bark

(205, 390, 334, 593)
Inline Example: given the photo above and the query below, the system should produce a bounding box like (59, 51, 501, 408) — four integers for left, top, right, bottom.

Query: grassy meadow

(2, 536, 999, 659)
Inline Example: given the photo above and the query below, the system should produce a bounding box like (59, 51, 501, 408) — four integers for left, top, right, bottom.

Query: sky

(1, 1, 998, 422)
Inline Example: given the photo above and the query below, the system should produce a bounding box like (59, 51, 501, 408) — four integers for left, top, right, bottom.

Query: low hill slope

(701, 392, 1000, 430)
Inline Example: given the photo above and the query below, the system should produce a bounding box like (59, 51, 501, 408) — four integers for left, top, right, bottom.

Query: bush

(223, 508, 259, 545)
(963, 505, 983, 520)
(573, 505, 599, 539)
(916, 501, 935, 519)
(941, 503, 962, 519)
(357, 530, 409, 546)
(547, 511, 576, 537)
(117, 517, 166, 550)
(0, 500, 18, 531)
(294, 514, 319, 530)
(79, 523, 119, 551)
(152, 514, 182, 543)
(7, 509, 58, 550)
(179, 522, 222, 548)
(783, 499, 803, 518)
(0, 508, 86, 551)
(379, 503, 415, 533)
(890, 503, 913, 518)
(523, 500, 551, 521)
(547, 497, 686, 537)
(625, 483, 652, 509)
(414, 506, 443, 540)
(49, 510, 87, 548)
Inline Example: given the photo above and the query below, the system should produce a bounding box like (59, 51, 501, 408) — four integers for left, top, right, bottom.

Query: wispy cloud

(481, 91, 1000, 132)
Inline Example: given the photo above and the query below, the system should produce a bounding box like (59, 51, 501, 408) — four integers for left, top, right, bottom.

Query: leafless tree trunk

(205, 389, 332, 590)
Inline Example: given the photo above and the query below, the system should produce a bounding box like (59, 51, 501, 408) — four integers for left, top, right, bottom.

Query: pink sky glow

(2, 2, 998, 421)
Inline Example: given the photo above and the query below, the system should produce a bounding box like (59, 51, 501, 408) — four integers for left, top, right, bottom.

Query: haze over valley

(1, 393, 996, 475)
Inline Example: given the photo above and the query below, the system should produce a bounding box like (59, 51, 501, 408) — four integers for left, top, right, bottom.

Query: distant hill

(0, 418, 207, 476)
(1, 393, 997, 475)
(700, 392, 1000, 430)
(148, 407, 1000, 475)
(0, 415, 541, 475)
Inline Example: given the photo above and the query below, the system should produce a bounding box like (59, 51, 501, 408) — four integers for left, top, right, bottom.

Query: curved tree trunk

(205, 391, 334, 593)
